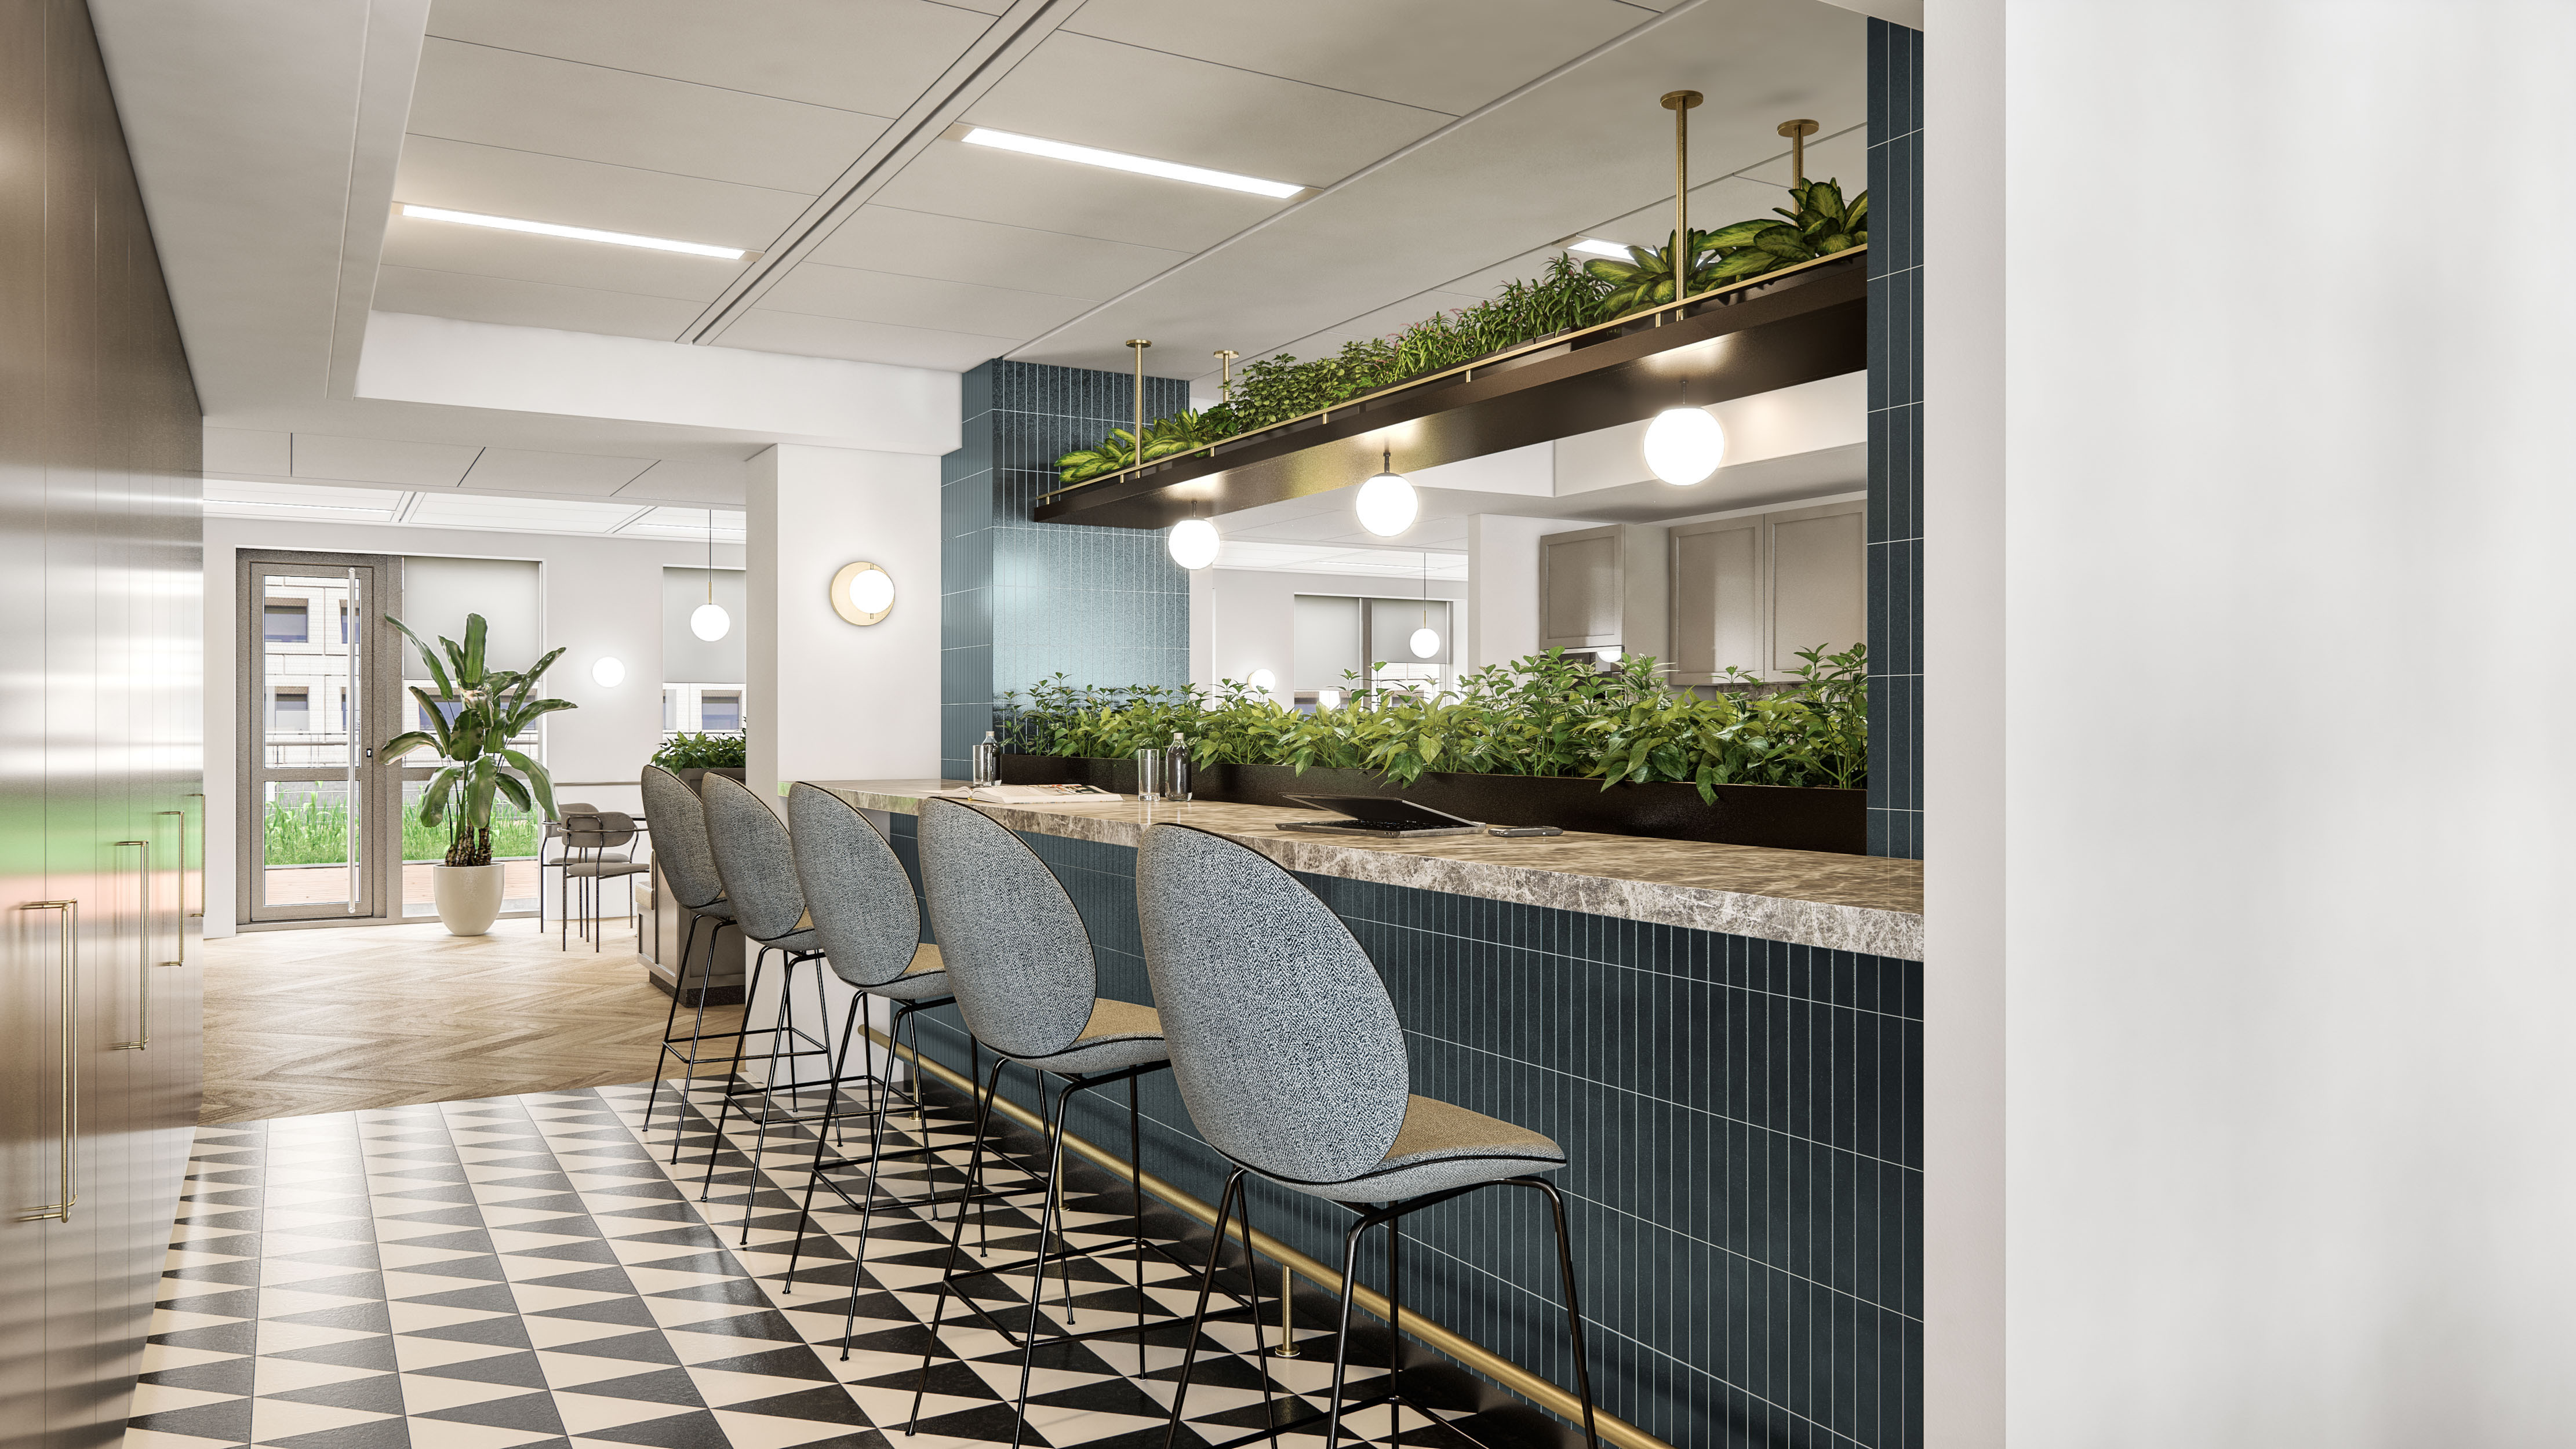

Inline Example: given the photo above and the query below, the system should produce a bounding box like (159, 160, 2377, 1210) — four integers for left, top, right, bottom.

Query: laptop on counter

(1275, 795, 1485, 839)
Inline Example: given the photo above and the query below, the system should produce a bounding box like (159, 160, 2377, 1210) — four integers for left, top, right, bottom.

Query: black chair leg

(783, 992, 868, 1291)
(698, 946, 774, 1199)
(639, 911, 704, 1139)
(1159, 1167, 1244, 1449)
(903, 1053, 1009, 1400)
(1520, 1177, 1601, 1449)
(1007, 1077, 1075, 1449)
(1322, 1216, 1371, 1449)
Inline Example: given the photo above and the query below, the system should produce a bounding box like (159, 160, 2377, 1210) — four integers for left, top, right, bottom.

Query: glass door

(237, 551, 401, 923)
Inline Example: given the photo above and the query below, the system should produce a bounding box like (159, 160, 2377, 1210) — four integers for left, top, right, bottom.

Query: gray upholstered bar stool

(1137, 821, 1600, 1449)
(777, 781, 963, 1297)
(907, 797, 1203, 1449)
(698, 772, 841, 1235)
(638, 765, 749, 1153)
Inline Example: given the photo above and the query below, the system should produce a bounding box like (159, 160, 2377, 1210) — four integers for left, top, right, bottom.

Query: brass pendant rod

(1777, 118, 1820, 185)
(1661, 90, 1702, 293)
(1126, 338, 1151, 469)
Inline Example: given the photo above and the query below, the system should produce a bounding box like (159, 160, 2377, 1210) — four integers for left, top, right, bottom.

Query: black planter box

(997, 755, 1864, 855)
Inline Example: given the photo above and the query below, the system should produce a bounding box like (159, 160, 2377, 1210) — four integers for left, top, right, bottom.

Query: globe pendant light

(1167, 516, 1220, 570)
(690, 507, 732, 640)
(1355, 446, 1417, 537)
(1407, 549, 1440, 658)
(1643, 404, 1725, 484)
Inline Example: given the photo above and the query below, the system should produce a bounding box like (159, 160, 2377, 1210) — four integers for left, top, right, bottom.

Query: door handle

(158, 810, 186, 968)
(181, 792, 204, 921)
(19, 901, 79, 1224)
(110, 840, 149, 1051)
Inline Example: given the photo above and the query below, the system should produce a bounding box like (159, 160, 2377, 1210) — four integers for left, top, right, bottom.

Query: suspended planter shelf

(1032, 246, 1867, 531)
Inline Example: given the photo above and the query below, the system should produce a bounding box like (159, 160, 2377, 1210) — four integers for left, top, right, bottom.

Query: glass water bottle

(971, 730, 1000, 787)
(1166, 730, 1191, 803)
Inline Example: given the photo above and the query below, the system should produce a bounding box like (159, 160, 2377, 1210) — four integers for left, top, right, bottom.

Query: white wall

(1933, 3, 2576, 1444)
(1190, 568, 1468, 694)
(744, 443, 942, 800)
(1465, 515, 1602, 669)
(202, 516, 741, 936)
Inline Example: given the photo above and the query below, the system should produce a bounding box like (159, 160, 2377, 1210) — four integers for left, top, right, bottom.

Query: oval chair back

(639, 766, 724, 911)
(564, 809, 638, 855)
(1136, 821, 1411, 1187)
(785, 782, 922, 990)
(917, 797, 1097, 1061)
(699, 773, 809, 945)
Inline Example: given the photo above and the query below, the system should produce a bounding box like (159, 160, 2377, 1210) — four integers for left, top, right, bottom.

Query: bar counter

(815, 779, 1923, 959)
(809, 778, 1923, 1449)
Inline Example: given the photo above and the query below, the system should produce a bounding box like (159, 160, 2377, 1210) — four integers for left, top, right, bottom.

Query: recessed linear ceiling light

(395, 204, 754, 260)
(955, 126, 1305, 199)
(1566, 238, 1637, 261)
(203, 496, 394, 516)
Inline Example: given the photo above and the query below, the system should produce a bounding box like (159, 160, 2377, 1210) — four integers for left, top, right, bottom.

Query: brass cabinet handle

(157, 810, 186, 968)
(19, 901, 79, 1224)
(110, 840, 149, 1051)
(181, 792, 203, 920)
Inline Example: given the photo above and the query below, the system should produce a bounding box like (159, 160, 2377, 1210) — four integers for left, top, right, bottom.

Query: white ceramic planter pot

(431, 862, 505, 937)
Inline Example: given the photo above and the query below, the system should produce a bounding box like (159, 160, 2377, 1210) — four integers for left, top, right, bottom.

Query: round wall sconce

(590, 656, 626, 688)
(1247, 668, 1276, 692)
(830, 561, 895, 625)
(690, 603, 731, 642)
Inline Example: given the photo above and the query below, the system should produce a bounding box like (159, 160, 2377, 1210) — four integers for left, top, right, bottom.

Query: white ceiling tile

(614, 458, 748, 505)
(382, 213, 751, 302)
(966, 31, 1445, 188)
(204, 426, 292, 475)
(424, 0, 994, 116)
(372, 268, 709, 343)
(408, 38, 891, 194)
(203, 477, 405, 520)
(618, 505, 745, 541)
(1061, 1, 1651, 117)
(291, 434, 480, 488)
(403, 492, 648, 533)
(459, 449, 657, 495)
(758, 263, 1090, 338)
(394, 135, 812, 253)
(713, 309, 1023, 372)
(872, 141, 1285, 252)
(808, 205, 1185, 300)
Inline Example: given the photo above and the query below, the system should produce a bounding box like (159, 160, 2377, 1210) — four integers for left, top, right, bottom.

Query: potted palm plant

(381, 613, 574, 935)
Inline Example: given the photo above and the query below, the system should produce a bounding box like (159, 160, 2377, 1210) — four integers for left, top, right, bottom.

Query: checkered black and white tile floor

(127, 1069, 1524, 1449)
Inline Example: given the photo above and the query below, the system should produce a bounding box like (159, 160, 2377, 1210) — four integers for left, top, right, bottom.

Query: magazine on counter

(927, 783, 1122, 804)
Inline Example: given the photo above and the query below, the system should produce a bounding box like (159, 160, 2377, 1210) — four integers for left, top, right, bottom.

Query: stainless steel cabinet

(2, 3, 204, 1445)
(1537, 523, 1669, 662)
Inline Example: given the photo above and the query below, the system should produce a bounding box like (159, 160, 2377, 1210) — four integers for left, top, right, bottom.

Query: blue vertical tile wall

(894, 833, 1924, 1449)
(940, 359, 1193, 777)
(1866, 20, 1924, 861)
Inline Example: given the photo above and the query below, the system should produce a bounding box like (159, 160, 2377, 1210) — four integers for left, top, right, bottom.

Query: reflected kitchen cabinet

(1538, 523, 1669, 662)
(1669, 500, 1865, 685)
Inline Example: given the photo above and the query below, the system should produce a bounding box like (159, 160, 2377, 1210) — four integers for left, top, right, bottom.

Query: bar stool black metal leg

(1322, 1216, 1371, 1449)
(733, 955, 810, 1239)
(1007, 1077, 1077, 1449)
(639, 911, 705, 1140)
(1161, 1168, 1246, 1449)
(783, 992, 869, 1291)
(699, 946, 774, 1199)
(1388, 1212, 1403, 1444)
(902, 1053, 1009, 1400)
(1520, 1177, 1600, 1449)
(1127, 1073, 1144, 1370)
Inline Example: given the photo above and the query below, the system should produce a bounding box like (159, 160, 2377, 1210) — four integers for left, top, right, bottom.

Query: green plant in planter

(1702, 177, 1869, 285)
(1584, 228, 1726, 315)
(998, 646, 1869, 799)
(650, 731, 747, 771)
(379, 613, 573, 867)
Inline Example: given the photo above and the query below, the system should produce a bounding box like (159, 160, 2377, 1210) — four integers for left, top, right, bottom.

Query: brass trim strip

(861, 1024, 1675, 1449)
(1039, 244, 1868, 504)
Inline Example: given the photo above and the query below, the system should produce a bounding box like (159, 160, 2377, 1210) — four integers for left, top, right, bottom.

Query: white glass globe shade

(1642, 405, 1725, 485)
(847, 567, 895, 614)
(1167, 518, 1220, 570)
(590, 656, 625, 689)
(1318, 688, 1342, 709)
(1246, 668, 1276, 692)
(1409, 627, 1440, 660)
(1596, 645, 1623, 664)
(690, 602, 732, 642)
(1354, 469, 1418, 537)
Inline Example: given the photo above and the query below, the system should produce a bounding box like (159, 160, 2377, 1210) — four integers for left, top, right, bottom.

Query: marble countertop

(810, 778, 1923, 959)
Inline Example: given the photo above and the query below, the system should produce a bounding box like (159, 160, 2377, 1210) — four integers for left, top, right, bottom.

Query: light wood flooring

(198, 915, 740, 1125)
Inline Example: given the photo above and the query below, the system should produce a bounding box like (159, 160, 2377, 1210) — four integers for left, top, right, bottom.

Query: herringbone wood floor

(198, 916, 743, 1124)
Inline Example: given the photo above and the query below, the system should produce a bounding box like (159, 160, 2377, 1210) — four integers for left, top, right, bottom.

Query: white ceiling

(94, 0, 1882, 515)
(203, 477, 747, 543)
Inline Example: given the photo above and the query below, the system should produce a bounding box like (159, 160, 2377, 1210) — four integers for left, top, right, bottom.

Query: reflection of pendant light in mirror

(1247, 668, 1276, 692)
(1167, 517, 1220, 570)
(690, 508, 731, 640)
(1407, 549, 1440, 658)
(1318, 688, 1342, 709)
(1355, 446, 1417, 537)
(1643, 405, 1725, 484)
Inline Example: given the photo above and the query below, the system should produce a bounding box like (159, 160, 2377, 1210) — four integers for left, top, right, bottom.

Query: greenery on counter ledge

(650, 731, 747, 771)
(1052, 179, 1869, 488)
(998, 644, 1867, 800)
